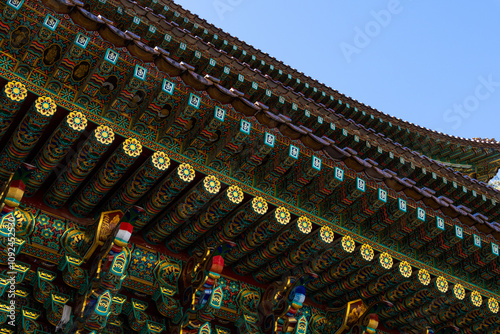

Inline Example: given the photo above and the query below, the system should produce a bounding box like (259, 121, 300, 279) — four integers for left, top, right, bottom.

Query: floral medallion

(379, 252, 393, 270)
(488, 298, 499, 314)
(319, 226, 334, 243)
(275, 207, 290, 225)
(203, 175, 221, 194)
(399, 261, 412, 278)
(177, 163, 195, 182)
(66, 112, 87, 131)
(453, 284, 465, 300)
(360, 244, 374, 261)
(470, 291, 482, 307)
(151, 151, 170, 171)
(35, 96, 57, 116)
(418, 269, 431, 286)
(227, 185, 244, 204)
(297, 217, 312, 234)
(341, 235, 355, 253)
(94, 125, 114, 145)
(4, 81, 27, 102)
(436, 276, 448, 293)
(251, 197, 268, 215)
(123, 138, 142, 157)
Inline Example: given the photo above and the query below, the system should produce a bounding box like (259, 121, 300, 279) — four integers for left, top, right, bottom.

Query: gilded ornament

(35, 96, 57, 116)
(251, 197, 268, 215)
(297, 217, 312, 234)
(398, 261, 412, 278)
(227, 185, 244, 204)
(4, 81, 27, 101)
(320, 226, 334, 243)
(203, 175, 221, 194)
(275, 207, 291, 225)
(470, 291, 482, 307)
(151, 151, 170, 170)
(453, 284, 465, 300)
(66, 111, 87, 131)
(436, 276, 448, 293)
(177, 163, 195, 182)
(379, 252, 393, 270)
(360, 244, 374, 261)
(488, 298, 499, 314)
(94, 125, 115, 145)
(341, 235, 355, 253)
(417, 269, 431, 286)
(122, 138, 143, 157)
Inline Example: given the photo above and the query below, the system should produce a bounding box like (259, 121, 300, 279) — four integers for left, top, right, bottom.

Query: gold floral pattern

(471, 291, 482, 307)
(94, 125, 114, 145)
(379, 252, 393, 270)
(251, 197, 268, 215)
(297, 217, 312, 234)
(341, 235, 356, 253)
(122, 138, 142, 157)
(151, 151, 170, 171)
(453, 284, 465, 300)
(319, 226, 334, 243)
(203, 175, 221, 194)
(227, 185, 244, 204)
(436, 276, 448, 293)
(35, 96, 57, 116)
(360, 244, 374, 261)
(418, 269, 431, 286)
(275, 207, 290, 225)
(4, 81, 27, 102)
(488, 298, 499, 314)
(177, 163, 195, 182)
(399, 261, 412, 278)
(66, 112, 87, 131)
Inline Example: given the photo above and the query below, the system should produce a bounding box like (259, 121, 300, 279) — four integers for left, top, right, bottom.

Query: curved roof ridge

(165, 0, 500, 149)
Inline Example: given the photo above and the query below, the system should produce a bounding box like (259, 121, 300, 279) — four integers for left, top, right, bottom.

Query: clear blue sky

(179, 0, 500, 141)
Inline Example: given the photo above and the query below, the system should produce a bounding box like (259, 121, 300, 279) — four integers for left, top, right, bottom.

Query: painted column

(69, 138, 143, 217)
(0, 96, 57, 178)
(254, 226, 334, 282)
(0, 81, 28, 140)
(233, 216, 312, 275)
(104, 151, 170, 211)
(224, 207, 291, 264)
(25, 111, 87, 195)
(44, 125, 114, 208)
(166, 185, 244, 252)
(143, 175, 220, 244)
(133, 163, 195, 230)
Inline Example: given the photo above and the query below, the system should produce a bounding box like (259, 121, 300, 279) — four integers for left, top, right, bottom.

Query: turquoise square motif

(188, 93, 201, 109)
(134, 65, 147, 81)
(74, 33, 90, 49)
(43, 14, 59, 31)
(105, 49, 119, 65)
(162, 79, 175, 95)
(240, 120, 251, 135)
(7, 0, 24, 10)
